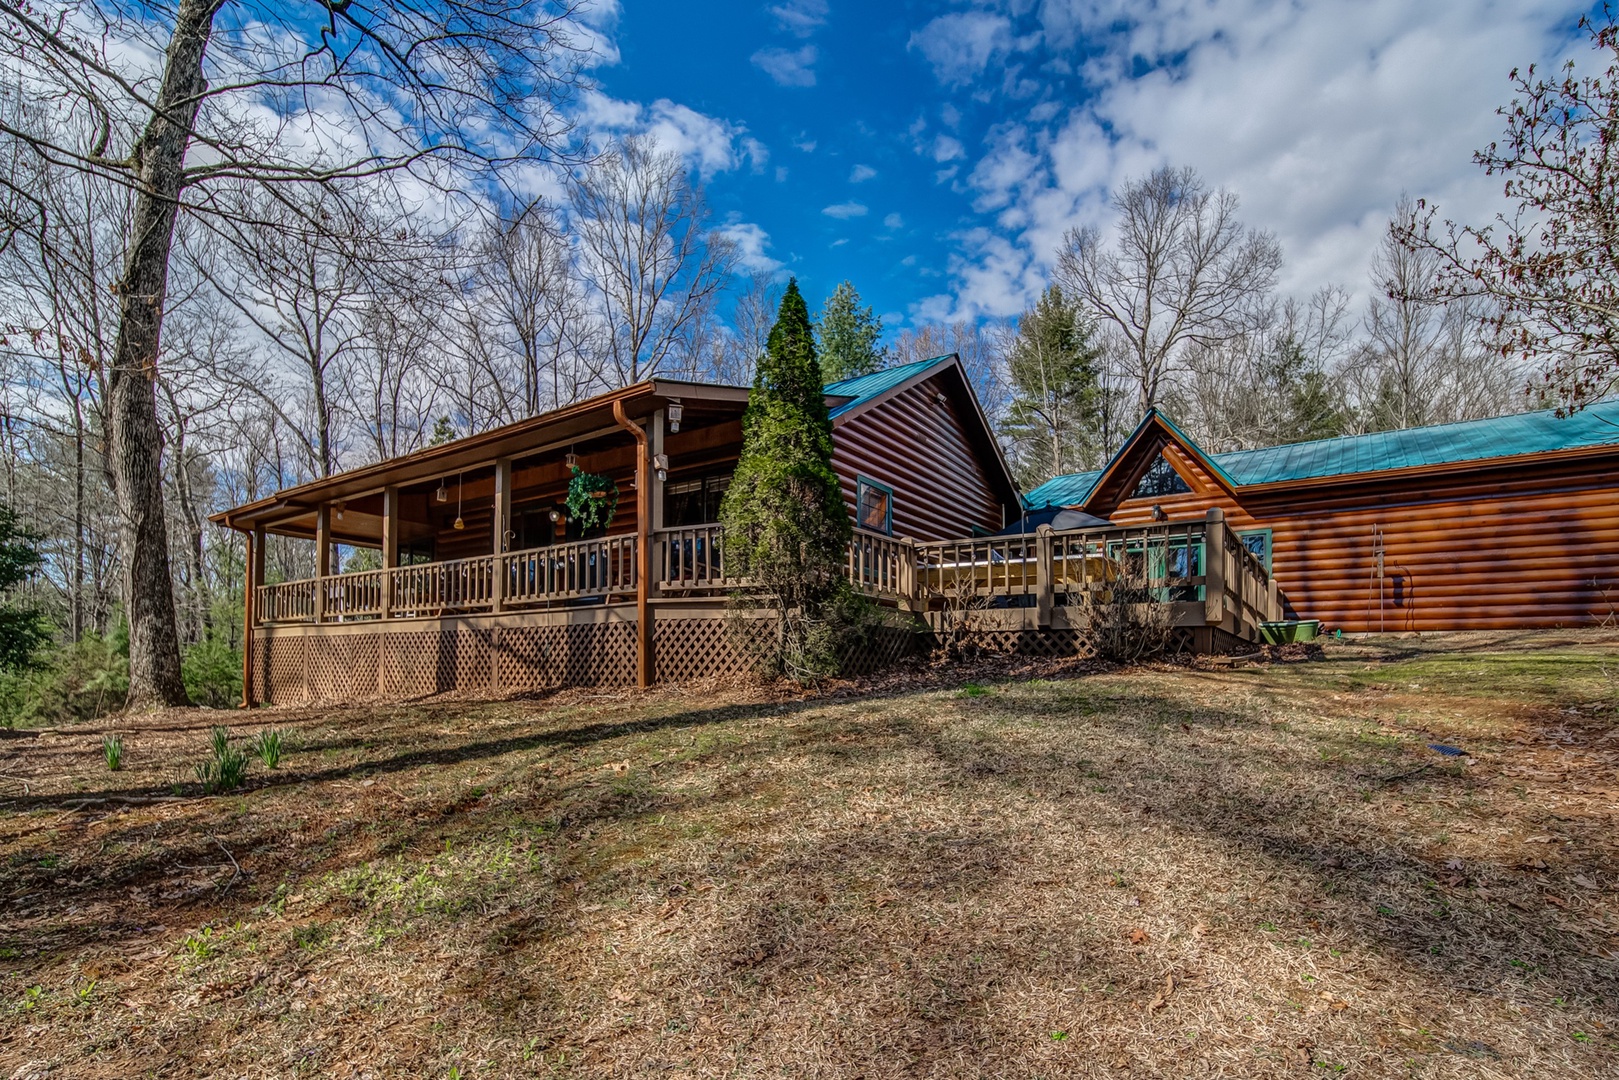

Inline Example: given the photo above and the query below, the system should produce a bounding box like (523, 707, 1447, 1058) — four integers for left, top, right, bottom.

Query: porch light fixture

(667, 401, 683, 433)
(436, 478, 448, 503)
(1152, 503, 1167, 522)
(453, 472, 465, 530)
(565, 448, 577, 469)
(548, 508, 563, 523)
(653, 453, 669, 483)
(334, 501, 345, 521)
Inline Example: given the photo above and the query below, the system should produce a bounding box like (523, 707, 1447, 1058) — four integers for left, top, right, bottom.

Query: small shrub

(0, 630, 128, 728)
(102, 733, 123, 771)
(181, 636, 242, 709)
(253, 728, 285, 769)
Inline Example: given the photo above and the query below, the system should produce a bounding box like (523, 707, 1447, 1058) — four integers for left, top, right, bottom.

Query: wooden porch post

(241, 525, 264, 707)
(612, 400, 654, 688)
(649, 410, 665, 599)
(314, 505, 330, 623)
(381, 486, 399, 619)
(1203, 507, 1226, 629)
(493, 458, 511, 613)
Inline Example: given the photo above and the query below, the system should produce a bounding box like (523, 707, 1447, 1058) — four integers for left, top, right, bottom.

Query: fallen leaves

(1146, 972, 1176, 1012)
(1126, 928, 1149, 945)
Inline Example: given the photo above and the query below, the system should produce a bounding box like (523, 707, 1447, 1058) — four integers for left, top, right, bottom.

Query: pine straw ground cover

(1, 631, 1617, 1079)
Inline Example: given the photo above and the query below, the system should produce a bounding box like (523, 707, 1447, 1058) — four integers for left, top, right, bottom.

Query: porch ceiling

(211, 379, 749, 537)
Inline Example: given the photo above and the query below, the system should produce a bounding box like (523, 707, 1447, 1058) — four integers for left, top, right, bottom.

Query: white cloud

(794, 133, 818, 152)
(718, 221, 783, 274)
(924, 0, 1590, 321)
(884, 212, 904, 229)
(752, 44, 818, 87)
(575, 91, 759, 179)
(822, 201, 869, 219)
(849, 163, 878, 182)
(770, 0, 829, 37)
(932, 134, 965, 162)
(909, 11, 1021, 85)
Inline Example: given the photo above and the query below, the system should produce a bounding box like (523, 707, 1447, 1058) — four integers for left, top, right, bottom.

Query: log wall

(1093, 442, 1619, 632)
(831, 371, 1010, 540)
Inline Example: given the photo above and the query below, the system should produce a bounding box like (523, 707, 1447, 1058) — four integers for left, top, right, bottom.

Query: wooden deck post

(1035, 524, 1055, 629)
(381, 486, 398, 620)
(613, 399, 654, 687)
(314, 504, 330, 623)
(649, 410, 665, 600)
(492, 458, 511, 613)
(241, 525, 264, 707)
(1204, 507, 1226, 628)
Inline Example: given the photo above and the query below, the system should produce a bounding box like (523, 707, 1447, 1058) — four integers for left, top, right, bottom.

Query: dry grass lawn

(2, 630, 1617, 1078)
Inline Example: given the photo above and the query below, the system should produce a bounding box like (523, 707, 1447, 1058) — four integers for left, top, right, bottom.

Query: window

(1239, 529, 1272, 572)
(1130, 455, 1191, 499)
(664, 473, 732, 527)
(856, 477, 894, 535)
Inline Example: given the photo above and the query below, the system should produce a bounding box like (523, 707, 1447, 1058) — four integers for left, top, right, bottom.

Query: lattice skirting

(929, 625, 1247, 660)
(256, 622, 637, 704)
(255, 616, 926, 704)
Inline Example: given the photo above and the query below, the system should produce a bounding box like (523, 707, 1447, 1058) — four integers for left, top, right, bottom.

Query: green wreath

(565, 465, 619, 530)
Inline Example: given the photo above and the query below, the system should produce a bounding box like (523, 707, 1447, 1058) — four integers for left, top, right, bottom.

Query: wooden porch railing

(256, 509, 1283, 639)
(654, 525, 737, 592)
(504, 535, 637, 604)
(258, 579, 316, 624)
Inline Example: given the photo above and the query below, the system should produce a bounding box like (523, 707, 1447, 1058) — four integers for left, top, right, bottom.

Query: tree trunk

(107, 0, 218, 709)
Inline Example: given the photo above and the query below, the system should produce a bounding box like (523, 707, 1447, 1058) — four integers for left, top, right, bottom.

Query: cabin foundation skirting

(250, 607, 923, 705)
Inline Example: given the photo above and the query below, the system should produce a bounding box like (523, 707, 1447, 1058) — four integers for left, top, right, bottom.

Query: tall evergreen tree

(0, 504, 51, 674)
(815, 281, 887, 382)
(720, 280, 854, 680)
(1001, 285, 1106, 486)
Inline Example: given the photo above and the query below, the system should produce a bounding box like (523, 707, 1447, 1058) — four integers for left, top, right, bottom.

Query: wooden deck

(248, 510, 1280, 703)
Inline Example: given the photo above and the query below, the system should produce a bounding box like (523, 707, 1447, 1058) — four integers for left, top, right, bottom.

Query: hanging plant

(566, 465, 619, 530)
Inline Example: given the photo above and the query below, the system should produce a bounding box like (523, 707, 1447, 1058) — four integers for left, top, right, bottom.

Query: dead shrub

(1068, 564, 1176, 664)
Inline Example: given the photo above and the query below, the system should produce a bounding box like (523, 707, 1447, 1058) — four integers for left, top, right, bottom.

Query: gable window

(1239, 528, 1272, 572)
(1131, 455, 1191, 499)
(856, 477, 894, 535)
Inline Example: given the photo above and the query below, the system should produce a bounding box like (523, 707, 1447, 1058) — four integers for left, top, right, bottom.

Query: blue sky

(584, 0, 1593, 337)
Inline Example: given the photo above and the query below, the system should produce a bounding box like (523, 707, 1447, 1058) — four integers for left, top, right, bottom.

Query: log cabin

(214, 355, 1016, 703)
(213, 355, 1287, 705)
(1024, 403, 1619, 632)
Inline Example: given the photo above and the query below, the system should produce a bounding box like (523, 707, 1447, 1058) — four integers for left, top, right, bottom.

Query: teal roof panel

(1029, 402, 1619, 506)
(1216, 401, 1619, 486)
(1024, 470, 1103, 509)
(824, 355, 954, 418)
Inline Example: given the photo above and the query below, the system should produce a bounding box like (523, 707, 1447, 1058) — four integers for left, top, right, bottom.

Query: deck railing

(505, 535, 637, 604)
(654, 525, 735, 592)
(255, 510, 1282, 638)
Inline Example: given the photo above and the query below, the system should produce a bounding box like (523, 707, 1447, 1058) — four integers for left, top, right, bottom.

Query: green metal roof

(1026, 401, 1619, 508)
(824, 354, 954, 419)
(1024, 470, 1103, 509)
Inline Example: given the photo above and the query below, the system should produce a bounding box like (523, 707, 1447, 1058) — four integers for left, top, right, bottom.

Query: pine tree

(815, 280, 886, 382)
(0, 503, 50, 673)
(1001, 285, 1106, 486)
(720, 279, 855, 680)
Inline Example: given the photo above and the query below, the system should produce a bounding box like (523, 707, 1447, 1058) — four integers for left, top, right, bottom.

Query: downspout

(612, 400, 654, 688)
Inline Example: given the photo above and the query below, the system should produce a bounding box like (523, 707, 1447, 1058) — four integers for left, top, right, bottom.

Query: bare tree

(0, 0, 587, 706)
(1056, 166, 1282, 417)
(1357, 202, 1523, 431)
(716, 271, 784, 385)
(1400, 10, 1619, 413)
(473, 200, 599, 417)
(571, 135, 738, 386)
